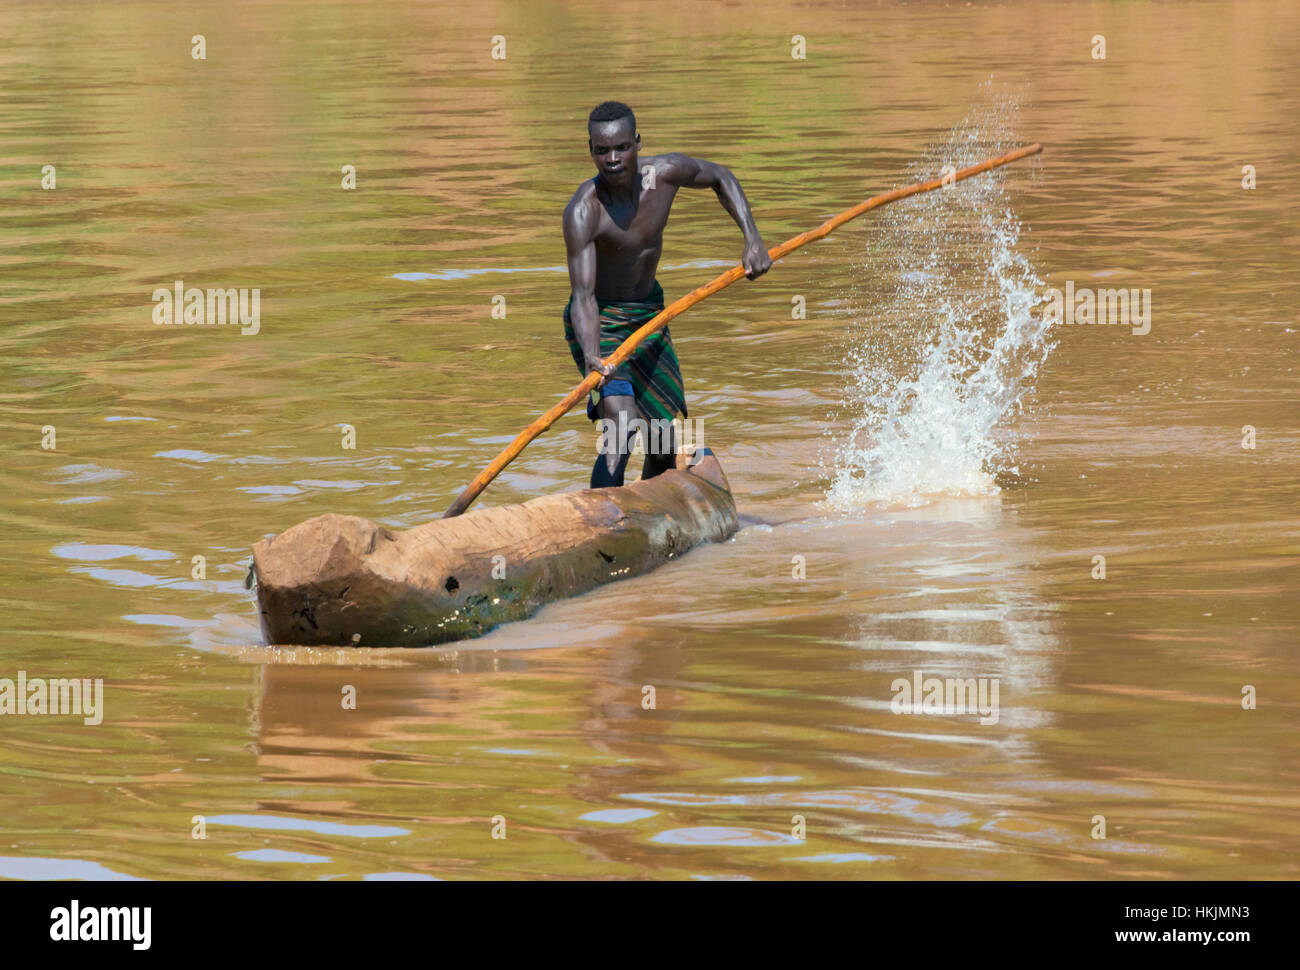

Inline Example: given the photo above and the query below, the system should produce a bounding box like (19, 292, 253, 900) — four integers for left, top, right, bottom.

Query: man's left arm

(661, 154, 772, 280)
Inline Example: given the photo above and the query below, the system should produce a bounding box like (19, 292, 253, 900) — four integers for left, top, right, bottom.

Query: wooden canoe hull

(251, 448, 737, 647)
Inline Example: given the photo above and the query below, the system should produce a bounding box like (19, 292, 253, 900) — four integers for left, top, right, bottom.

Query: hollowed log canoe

(251, 447, 737, 647)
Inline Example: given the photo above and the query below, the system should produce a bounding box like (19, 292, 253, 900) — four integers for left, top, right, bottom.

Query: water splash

(827, 91, 1052, 509)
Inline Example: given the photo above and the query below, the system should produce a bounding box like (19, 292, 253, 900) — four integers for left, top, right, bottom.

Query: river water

(2, 0, 1296, 879)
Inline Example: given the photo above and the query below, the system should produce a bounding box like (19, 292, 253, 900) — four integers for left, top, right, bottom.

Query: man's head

(588, 101, 639, 189)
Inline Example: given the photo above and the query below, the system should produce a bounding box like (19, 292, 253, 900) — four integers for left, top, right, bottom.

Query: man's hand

(585, 354, 613, 386)
(743, 238, 772, 280)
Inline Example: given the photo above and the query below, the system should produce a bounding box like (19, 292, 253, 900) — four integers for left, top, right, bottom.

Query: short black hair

(588, 101, 635, 132)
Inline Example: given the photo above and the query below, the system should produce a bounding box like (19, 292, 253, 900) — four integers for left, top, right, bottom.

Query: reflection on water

(207, 814, 410, 839)
(0, 857, 145, 881)
(1, 0, 1297, 879)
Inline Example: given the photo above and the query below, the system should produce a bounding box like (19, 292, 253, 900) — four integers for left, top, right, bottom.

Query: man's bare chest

(592, 186, 677, 250)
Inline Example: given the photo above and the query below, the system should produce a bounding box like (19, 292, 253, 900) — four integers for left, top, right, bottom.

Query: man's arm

(660, 153, 772, 279)
(563, 193, 613, 383)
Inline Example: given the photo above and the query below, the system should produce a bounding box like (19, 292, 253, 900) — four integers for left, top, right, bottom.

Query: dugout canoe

(250, 446, 737, 647)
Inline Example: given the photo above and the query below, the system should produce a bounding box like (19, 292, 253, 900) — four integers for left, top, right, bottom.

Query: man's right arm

(563, 194, 611, 382)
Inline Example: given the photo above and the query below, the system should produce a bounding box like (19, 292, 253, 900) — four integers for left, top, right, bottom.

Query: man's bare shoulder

(564, 180, 601, 223)
(565, 179, 602, 212)
(652, 152, 720, 188)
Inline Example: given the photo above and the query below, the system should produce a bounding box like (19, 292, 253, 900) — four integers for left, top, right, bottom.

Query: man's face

(589, 118, 639, 188)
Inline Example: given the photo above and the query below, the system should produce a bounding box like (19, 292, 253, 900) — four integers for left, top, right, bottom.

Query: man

(564, 100, 771, 488)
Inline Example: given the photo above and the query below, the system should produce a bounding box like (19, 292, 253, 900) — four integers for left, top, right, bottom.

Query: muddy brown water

(1, 0, 1296, 879)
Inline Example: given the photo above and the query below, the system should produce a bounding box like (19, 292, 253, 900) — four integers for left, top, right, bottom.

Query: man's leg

(640, 412, 678, 481)
(590, 393, 640, 488)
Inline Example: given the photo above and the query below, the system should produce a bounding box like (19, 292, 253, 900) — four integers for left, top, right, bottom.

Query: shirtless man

(563, 100, 771, 488)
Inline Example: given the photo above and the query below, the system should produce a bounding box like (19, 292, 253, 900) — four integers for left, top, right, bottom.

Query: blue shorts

(587, 379, 635, 421)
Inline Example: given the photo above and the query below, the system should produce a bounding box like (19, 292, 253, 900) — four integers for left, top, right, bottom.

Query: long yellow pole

(444, 142, 1043, 517)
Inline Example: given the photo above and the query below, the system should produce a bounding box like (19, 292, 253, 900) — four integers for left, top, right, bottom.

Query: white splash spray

(826, 92, 1053, 509)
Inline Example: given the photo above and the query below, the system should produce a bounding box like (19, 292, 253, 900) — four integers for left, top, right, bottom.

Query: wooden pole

(444, 142, 1043, 517)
